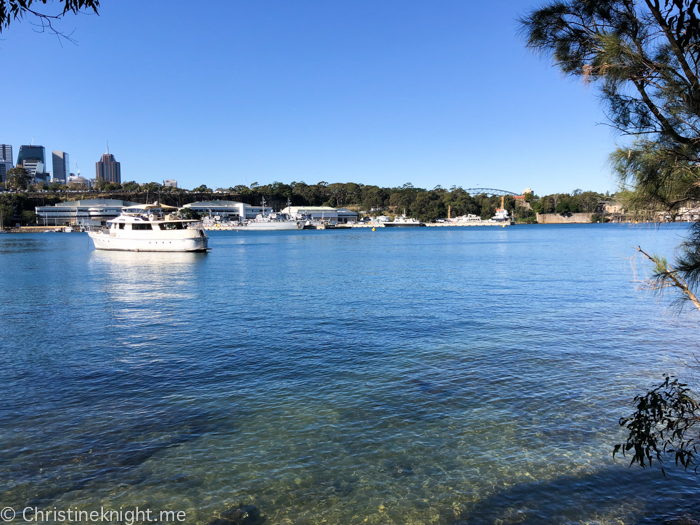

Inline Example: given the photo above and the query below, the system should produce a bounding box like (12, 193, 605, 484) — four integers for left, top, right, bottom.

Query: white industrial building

(35, 199, 139, 226)
(182, 200, 270, 220)
(280, 206, 358, 223)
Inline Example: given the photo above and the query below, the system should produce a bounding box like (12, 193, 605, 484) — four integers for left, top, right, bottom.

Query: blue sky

(2, 0, 620, 195)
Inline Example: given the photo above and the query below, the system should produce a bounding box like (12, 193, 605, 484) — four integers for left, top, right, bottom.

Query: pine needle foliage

(0, 0, 99, 36)
(521, 1, 700, 207)
(521, 0, 700, 474)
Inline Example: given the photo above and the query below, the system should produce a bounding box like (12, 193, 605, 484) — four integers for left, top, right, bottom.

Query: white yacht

(88, 203, 209, 252)
(242, 198, 302, 231)
(489, 208, 512, 223)
(449, 214, 482, 224)
(384, 214, 425, 227)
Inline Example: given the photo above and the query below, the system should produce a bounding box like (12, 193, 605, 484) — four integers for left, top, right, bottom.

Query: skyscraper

(0, 144, 12, 182)
(17, 145, 47, 181)
(95, 151, 121, 184)
(52, 151, 70, 183)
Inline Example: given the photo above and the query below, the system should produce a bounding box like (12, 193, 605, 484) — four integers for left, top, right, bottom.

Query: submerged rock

(206, 504, 265, 525)
(388, 466, 414, 478)
(664, 517, 700, 525)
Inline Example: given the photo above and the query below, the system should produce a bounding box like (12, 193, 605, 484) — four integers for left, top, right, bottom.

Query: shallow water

(1, 224, 699, 524)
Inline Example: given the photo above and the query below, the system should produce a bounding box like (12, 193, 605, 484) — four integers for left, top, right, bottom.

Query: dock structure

(350, 221, 512, 228)
(424, 222, 511, 227)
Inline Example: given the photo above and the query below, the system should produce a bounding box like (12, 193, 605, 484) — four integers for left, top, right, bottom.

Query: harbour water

(1, 224, 699, 524)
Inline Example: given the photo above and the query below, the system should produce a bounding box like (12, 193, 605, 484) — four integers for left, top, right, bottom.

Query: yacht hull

(88, 232, 209, 252)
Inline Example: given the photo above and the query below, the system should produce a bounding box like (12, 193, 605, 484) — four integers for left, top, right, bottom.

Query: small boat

(449, 214, 482, 224)
(384, 214, 425, 227)
(88, 203, 209, 252)
(488, 209, 512, 223)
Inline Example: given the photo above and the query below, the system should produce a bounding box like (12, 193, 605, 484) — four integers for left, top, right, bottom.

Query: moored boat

(383, 214, 425, 227)
(241, 198, 302, 231)
(88, 203, 209, 252)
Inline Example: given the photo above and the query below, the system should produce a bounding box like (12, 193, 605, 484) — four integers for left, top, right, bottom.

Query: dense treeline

(0, 180, 614, 226)
(193, 182, 612, 222)
(530, 190, 605, 214)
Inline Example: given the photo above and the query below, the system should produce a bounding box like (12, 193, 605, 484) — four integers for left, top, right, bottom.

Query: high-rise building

(17, 145, 47, 181)
(164, 179, 177, 188)
(52, 151, 70, 183)
(0, 144, 12, 182)
(95, 151, 121, 184)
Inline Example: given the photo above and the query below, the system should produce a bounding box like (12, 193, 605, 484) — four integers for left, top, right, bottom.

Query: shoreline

(0, 221, 685, 234)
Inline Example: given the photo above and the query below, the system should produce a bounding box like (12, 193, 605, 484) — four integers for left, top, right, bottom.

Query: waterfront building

(182, 200, 270, 220)
(280, 205, 358, 223)
(35, 199, 139, 227)
(95, 151, 121, 184)
(164, 179, 177, 188)
(52, 151, 70, 183)
(17, 145, 47, 181)
(0, 144, 12, 182)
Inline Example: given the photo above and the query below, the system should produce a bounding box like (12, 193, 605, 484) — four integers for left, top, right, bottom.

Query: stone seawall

(536, 213, 593, 224)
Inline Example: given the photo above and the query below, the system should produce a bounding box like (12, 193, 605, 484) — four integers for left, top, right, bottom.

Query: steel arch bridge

(461, 188, 519, 197)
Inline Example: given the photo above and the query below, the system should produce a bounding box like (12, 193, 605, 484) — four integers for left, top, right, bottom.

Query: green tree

(20, 210, 36, 225)
(141, 182, 161, 193)
(5, 166, 31, 190)
(555, 201, 570, 214)
(361, 186, 388, 212)
(0, 201, 14, 228)
(179, 208, 200, 220)
(522, 0, 700, 473)
(122, 181, 140, 192)
(409, 192, 444, 222)
(231, 184, 252, 195)
(192, 184, 211, 193)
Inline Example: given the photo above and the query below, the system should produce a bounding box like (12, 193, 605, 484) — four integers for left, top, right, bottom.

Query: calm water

(1, 224, 699, 524)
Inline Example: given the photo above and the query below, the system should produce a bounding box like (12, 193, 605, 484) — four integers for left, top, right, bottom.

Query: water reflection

(88, 250, 208, 301)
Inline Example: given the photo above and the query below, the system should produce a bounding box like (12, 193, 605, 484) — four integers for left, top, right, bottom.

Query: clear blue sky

(2, 0, 620, 195)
